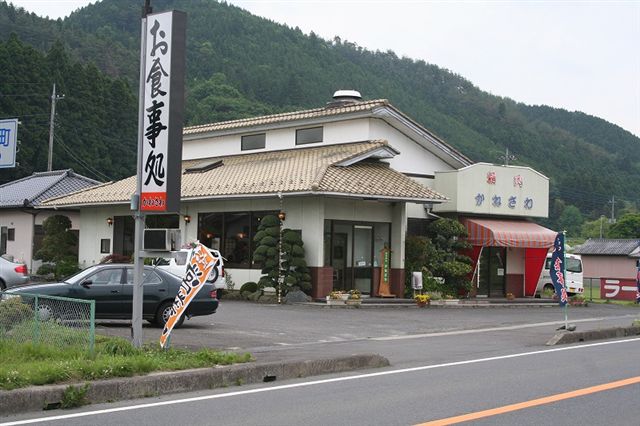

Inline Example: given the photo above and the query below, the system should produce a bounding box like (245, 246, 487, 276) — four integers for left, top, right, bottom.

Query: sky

(9, 0, 640, 137)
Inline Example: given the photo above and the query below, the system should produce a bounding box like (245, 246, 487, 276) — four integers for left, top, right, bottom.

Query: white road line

(3, 337, 640, 426)
(372, 315, 638, 341)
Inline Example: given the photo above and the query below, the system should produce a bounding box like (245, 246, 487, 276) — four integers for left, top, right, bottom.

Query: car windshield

(566, 258, 582, 273)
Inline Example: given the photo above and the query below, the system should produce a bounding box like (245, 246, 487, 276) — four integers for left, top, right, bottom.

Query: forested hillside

(1, 0, 638, 230)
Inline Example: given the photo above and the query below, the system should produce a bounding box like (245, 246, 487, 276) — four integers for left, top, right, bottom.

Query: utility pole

(609, 196, 616, 224)
(47, 83, 64, 172)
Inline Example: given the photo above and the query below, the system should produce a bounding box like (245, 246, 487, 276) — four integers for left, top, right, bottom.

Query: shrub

(240, 282, 258, 293)
(36, 263, 56, 276)
(99, 253, 132, 264)
(0, 298, 33, 331)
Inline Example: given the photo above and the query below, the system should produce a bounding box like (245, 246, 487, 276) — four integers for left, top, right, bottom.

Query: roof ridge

(16, 171, 70, 206)
(184, 99, 389, 134)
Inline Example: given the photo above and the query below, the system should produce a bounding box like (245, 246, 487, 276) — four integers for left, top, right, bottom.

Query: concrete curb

(0, 354, 389, 416)
(546, 325, 640, 346)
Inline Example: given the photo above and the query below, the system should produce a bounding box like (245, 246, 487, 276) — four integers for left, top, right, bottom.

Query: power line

(53, 134, 111, 182)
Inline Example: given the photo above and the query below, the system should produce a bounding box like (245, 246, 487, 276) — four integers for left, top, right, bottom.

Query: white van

(536, 253, 584, 297)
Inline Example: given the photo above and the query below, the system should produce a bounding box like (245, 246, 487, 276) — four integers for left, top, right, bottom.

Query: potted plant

(346, 289, 362, 306)
(327, 290, 346, 305)
(415, 293, 430, 307)
(506, 292, 515, 301)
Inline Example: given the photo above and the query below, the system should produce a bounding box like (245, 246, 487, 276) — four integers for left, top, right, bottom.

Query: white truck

(536, 253, 584, 297)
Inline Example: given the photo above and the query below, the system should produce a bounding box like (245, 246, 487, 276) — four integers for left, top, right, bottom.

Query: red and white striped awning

(462, 218, 557, 248)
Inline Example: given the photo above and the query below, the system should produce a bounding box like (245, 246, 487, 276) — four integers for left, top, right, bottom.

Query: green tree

(405, 219, 472, 297)
(608, 213, 640, 238)
(580, 216, 610, 238)
(252, 215, 311, 295)
(558, 205, 584, 237)
(34, 215, 79, 278)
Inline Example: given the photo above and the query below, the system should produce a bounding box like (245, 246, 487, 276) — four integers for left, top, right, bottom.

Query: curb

(0, 354, 389, 416)
(546, 325, 640, 346)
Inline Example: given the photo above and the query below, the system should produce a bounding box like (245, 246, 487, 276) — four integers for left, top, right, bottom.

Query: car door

(77, 267, 125, 316)
(123, 267, 169, 316)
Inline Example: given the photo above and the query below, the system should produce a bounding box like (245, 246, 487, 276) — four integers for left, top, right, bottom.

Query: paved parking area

(96, 301, 639, 361)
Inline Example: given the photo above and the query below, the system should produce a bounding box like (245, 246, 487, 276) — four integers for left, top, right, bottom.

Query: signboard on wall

(433, 163, 549, 218)
(141, 10, 186, 213)
(0, 118, 18, 168)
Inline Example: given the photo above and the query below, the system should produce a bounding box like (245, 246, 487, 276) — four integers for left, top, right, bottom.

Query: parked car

(153, 248, 226, 294)
(0, 264, 218, 328)
(0, 255, 29, 289)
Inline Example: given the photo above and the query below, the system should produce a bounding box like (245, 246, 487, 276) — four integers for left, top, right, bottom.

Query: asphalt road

(1, 302, 639, 425)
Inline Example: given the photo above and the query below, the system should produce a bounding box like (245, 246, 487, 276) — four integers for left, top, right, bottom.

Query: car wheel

(155, 301, 185, 329)
(37, 303, 58, 322)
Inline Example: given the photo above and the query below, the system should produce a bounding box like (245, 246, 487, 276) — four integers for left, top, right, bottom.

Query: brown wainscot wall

(506, 274, 524, 298)
(310, 266, 333, 299)
(390, 269, 405, 298)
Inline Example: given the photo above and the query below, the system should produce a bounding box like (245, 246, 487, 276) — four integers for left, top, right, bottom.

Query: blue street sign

(0, 118, 18, 168)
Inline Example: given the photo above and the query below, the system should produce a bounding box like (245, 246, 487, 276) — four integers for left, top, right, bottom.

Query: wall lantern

(278, 211, 286, 222)
(106, 217, 113, 227)
(184, 215, 191, 224)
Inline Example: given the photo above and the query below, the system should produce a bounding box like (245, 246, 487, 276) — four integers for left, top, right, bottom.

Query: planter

(416, 301, 429, 308)
(326, 298, 345, 305)
(345, 299, 362, 307)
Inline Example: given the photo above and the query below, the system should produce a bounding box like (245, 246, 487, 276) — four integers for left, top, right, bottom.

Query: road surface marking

(418, 376, 640, 425)
(2, 337, 639, 425)
(372, 315, 637, 341)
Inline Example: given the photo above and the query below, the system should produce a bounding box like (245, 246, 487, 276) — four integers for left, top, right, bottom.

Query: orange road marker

(418, 376, 640, 425)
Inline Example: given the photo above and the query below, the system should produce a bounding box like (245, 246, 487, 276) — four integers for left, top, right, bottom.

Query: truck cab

(536, 253, 584, 297)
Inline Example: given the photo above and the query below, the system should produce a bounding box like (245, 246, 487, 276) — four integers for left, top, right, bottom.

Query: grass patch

(0, 334, 252, 390)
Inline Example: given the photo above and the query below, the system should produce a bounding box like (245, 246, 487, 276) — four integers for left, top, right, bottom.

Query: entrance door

(352, 225, 373, 294)
(477, 247, 506, 297)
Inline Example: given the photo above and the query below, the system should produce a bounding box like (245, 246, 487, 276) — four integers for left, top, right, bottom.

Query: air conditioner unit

(143, 229, 181, 251)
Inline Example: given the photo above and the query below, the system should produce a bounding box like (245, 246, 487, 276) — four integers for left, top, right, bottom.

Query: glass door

(478, 247, 506, 297)
(353, 225, 373, 294)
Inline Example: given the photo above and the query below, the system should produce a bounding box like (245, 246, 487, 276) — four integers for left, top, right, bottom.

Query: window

(88, 268, 124, 285)
(146, 214, 179, 229)
(100, 239, 111, 254)
(296, 126, 323, 145)
(241, 133, 266, 151)
(7, 228, 15, 241)
(198, 211, 278, 269)
(126, 269, 162, 285)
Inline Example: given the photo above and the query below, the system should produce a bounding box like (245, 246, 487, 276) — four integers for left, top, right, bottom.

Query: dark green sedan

(0, 264, 219, 328)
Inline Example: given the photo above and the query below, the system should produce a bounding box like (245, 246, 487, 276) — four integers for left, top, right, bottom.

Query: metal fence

(0, 293, 95, 354)
(584, 277, 600, 301)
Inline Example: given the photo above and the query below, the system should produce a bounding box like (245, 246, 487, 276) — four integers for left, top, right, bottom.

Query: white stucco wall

(183, 119, 371, 161)
(506, 247, 525, 274)
(369, 119, 454, 175)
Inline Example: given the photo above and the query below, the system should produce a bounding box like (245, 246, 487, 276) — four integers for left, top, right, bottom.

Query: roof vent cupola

(326, 90, 362, 108)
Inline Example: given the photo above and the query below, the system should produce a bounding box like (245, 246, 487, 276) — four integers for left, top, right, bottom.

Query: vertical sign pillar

(133, 3, 186, 347)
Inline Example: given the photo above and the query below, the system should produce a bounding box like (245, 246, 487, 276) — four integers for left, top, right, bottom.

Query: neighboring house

(574, 238, 640, 280)
(41, 92, 553, 299)
(0, 169, 100, 273)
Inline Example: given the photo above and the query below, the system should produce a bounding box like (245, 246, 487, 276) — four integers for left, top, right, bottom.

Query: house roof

(573, 238, 640, 257)
(0, 169, 100, 209)
(40, 141, 447, 208)
(183, 99, 473, 168)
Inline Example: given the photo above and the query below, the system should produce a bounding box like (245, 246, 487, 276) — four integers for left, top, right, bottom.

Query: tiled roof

(183, 99, 389, 135)
(41, 141, 446, 207)
(0, 170, 100, 208)
(574, 238, 640, 257)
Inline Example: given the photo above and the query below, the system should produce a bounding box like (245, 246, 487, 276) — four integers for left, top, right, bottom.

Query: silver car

(0, 255, 29, 289)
